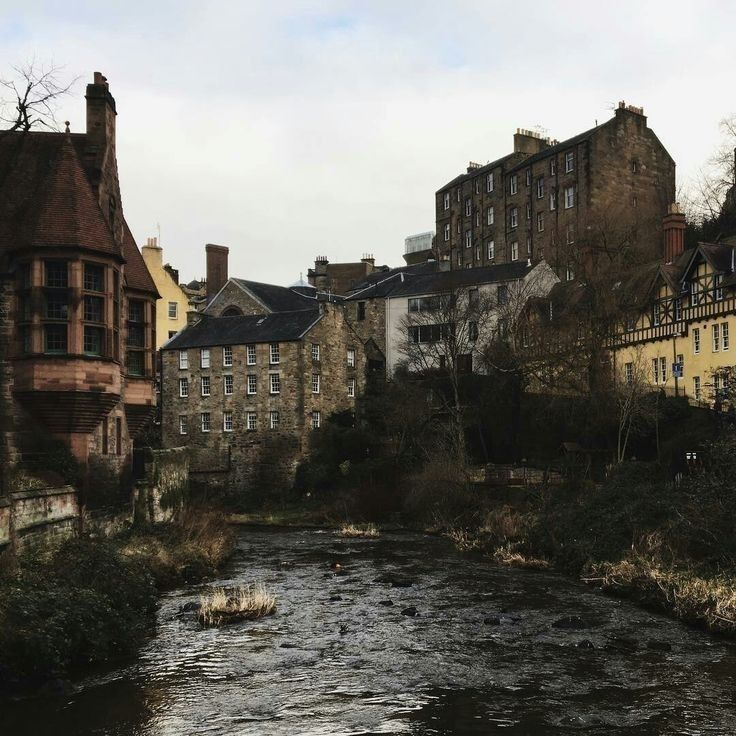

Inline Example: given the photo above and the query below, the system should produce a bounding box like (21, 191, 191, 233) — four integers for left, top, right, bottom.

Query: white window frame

(270, 343, 280, 364)
(311, 343, 320, 362)
(444, 223, 450, 242)
(179, 350, 188, 370)
(549, 191, 557, 211)
(247, 374, 257, 394)
(223, 346, 233, 367)
(464, 197, 472, 217)
(510, 208, 518, 229)
(564, 186, 575, 209)
(269, 411, 279, 429)
(179, 415, 188, 435)
(347, 377, 356, 397)
(224, 374, 233, 395)
(652, 358, 659, 385)
(200, 348, 210, 369)
(179, 377, 188, 398)
(443, 192, 450, 210)
(537, 212, 544, 232)
(312, 373, 320, 394)
(694, 376, 702, 401)
(536, 178, 544, 199)
(693, 327, 701, 354)
(674, 298, 682, 321)
(487, 240, 495, 260)
(723, 322, 730, 351)
(201, 412, 210, 433)
(487, 206, 494, 226)
(464, 230, 472, 248)
(565, 151, 574, 173)
(510, 174, 518, 195)
(659, 356, 667, 383)
(550, 158, 556, 176)
(510, 241, 519, 261)
(168, 301, 178, 320)
(269, 373, 281, 394)
(246, 412, 257, 431)
(223, 411, 233, 432)
(487, 172, 494, 192)
(201, 375, 211, 397)
(247, 344, 257, 365)
(715, 274, 724, 301)
(347, 348, 356, 368)
(311, 411, 321, 429)
(713, 323, 721, 352)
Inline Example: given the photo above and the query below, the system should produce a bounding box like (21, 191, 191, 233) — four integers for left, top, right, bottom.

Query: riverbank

(448, 454, 736, 637)
(0, 510, 235, 692)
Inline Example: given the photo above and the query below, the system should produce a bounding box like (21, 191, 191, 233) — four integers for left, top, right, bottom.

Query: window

(201, 376, 211, 397)
(468, 321, 479, 342)
(347, 377, 356, 397)
(311, 411, 321, 429)
(510, 241, 519, 261)
(84, 296, 104, 322)
(223, 411, 233, 432)
(224, 375, 234, 395)
(537, 178, 544, 199)
(497, 284, 509, 305)
(464, 198, 472, 217)
(269, 411, 280, 429)
(456, 220, 461, 234)
(693, 327, 701, 354)
(247, 344, 257, 364)
(694, 376, 702, 401)
(201, 412, 211, 433)
(625, 362, 634, 385)
(347, 348, 356, 367)
(632, 160, 639, 174)
(179, 377, 189, 397)
(487, 206, 494, 226)
(311, 343, 320, 362)
(549, 190, 557, 211)
(223, 346, 233, 366)
(475, 178, 481, 195)
(357, 302, 366, 321)
(676, 354, 684, 374)
(690, 280, 700, 306)
(45, 292, 69, 320)
(269, 373, 281, 394)
(526, 202, 531, 220)
(270, 343, 280, 364)
(408, 324, 449, 344)
(713, 323, 721, 352)
(537, 212, 544, 232)
(168, 302, 178, 320)
(723, 322, 730, 350)
(200, 348, 210, 368)
(652, 357, 659, 384)
(565, 265, 575, 282)
(660, 356, 667, 383)
(715, 274, 724, 301)
(475, 211, 481, 227)
(487, 240, 495, 260)
(526, 168, 532, 186)
(550, 158, 556, 176)
(566, 224, 575, 245)
(510, 208, 518, 229)
(487, 172, 494, 192)
(179, 350, 189, 369)
(456, 250, 461, 267)
(312, 373, 320, 394)
(510, 174, 518, 195)
(674, 298, 682, 321)
(653, 302, 661, 326)
(44, 324, 66, 353)
(564, 186, 575, 209)
(45, 261, 68, 288)
(246, 412, 257, 431)
(83, 263, 104, 292)
(444, 223, 450, 241)
(443, 192, 450, 210)
(84, 326, 104, 357)
(475, 245, 481, 261)
(565, 151, 574, 172)
(464, 230, 472, 248)
(179, 415, 188, 435)
(247, 374, 257, 394)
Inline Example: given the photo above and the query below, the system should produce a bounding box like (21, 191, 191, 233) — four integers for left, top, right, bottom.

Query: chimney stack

(206, 244, 229, 303)
(513, 128, 549, 155)
(663, 203, 686, 263)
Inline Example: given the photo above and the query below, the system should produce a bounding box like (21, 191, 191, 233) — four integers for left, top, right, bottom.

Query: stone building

(436, 103, 675, 274)
(160, 303, 364, 497)
(141, 237, 192, 346)
(0, 72, 158, 485)
(307, 255, 382, 296)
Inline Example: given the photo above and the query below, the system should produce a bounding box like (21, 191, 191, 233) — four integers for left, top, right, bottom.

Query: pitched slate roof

(507, 125, 600, 173)
(0, 132, 120, 257)
(437, 152, 521, 192)
(231, 278, 317, 312)
(122, 221, 158, 295)
(163, 309, 322, 350)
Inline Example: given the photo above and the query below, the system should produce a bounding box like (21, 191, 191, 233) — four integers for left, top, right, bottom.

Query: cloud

(2, 0, 734, 284)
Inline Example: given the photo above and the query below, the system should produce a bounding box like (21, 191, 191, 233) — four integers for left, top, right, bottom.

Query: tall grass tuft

(198, 583, 276, 627)
(339, 523, 379, 538)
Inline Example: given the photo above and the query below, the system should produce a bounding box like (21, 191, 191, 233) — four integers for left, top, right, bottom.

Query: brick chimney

(663, 203, 686, 263)
(206, 244, 229, 303)
(513, 128, 549, 155)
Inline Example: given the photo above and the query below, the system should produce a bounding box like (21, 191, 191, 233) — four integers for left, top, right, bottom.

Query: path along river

(4, 527, 736, 735)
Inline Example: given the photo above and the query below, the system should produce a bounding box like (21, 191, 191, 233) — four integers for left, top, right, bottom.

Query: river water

(3, 527, 736, 735)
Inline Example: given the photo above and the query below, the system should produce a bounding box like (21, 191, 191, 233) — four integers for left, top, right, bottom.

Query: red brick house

(0, 72, 158, 488)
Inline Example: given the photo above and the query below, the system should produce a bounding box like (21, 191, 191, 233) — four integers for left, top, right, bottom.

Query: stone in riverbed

(329, 595, 343, 602)
(401, 606, 419, 617)
(378, 599, 394, 606)
(483, 616, 501, 626)
(577, 639, 595, 649)
(552, 615, 592, 630)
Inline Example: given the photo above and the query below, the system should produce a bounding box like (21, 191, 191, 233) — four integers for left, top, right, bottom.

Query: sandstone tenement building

(436, 103, 675, 274)
(0, 72, 158, 487)
(160, 303, 364, 497)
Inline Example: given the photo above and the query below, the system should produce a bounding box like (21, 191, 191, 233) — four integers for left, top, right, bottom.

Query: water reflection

(3, 528, 736, 735)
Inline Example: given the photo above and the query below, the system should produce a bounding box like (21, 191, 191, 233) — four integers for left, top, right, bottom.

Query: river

(3, 527, 736, 735)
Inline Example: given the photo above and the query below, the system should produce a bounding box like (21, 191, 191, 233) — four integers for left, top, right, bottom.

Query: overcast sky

(2, 1, 734, 285)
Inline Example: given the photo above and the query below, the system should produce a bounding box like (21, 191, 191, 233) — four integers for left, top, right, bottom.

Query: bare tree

(0, 62, 77, 135)
(614, 348, 653, 464)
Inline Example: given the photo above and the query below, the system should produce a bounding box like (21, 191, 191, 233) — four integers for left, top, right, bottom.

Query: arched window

(222, 306, 243, 317)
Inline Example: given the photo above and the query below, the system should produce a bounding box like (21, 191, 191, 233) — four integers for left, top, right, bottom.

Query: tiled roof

(122, 221, 158, 296)
(163, 309, 321, 349)
(0, 132, 120, 257)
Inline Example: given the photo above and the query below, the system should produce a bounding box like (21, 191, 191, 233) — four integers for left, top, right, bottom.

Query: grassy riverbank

(448, 442, 736, 636)
(0, 510, 235, 691)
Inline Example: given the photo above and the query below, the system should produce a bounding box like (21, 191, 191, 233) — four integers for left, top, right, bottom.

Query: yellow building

(612, 234, 736, 407)
(141, 237, 191, 348)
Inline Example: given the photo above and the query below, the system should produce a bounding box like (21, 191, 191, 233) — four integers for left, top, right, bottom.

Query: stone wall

(344, 297, 387, 359)
(204, 280, 271, 317)
(161, 304, 365, 501)
(134, 447, 189, 524)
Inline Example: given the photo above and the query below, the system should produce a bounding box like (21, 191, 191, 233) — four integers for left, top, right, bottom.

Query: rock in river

(401, 606, 419, 617)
